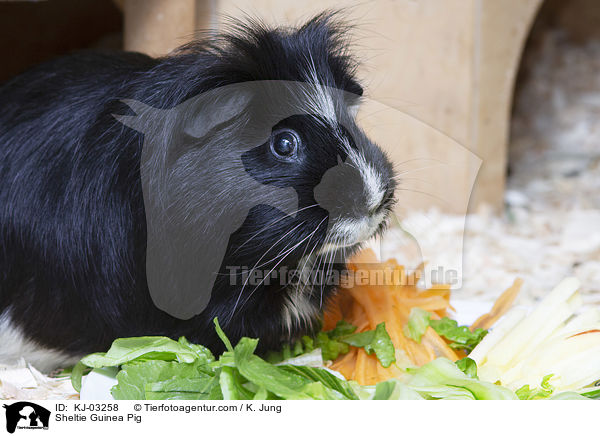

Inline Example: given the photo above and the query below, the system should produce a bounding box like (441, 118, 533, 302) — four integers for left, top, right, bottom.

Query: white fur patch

(303, 60, 337, 125)
(281, 292, 320, 337)
(280, 253, 326, 336)
(0, 312, 79, 372)
(323, 211, 386, 251)
(341, 138, 386, 212)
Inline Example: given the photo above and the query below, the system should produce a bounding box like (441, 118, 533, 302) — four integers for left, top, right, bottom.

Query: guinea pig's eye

(270, 129, 300, 161)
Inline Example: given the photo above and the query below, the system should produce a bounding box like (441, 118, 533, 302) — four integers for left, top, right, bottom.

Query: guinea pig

(0, 13, 396, 372)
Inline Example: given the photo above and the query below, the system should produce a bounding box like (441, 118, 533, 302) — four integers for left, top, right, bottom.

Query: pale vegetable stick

(553, 346, 600, 390)
(504, 344, 600, 391)
(488, 305, 572, 368)
(477, 363, 503, 384)
(537, 310, 600, 349)
(469, 306, 528, 365)
(523, 333, 600, 376)
(540, 277, 581, 307)
(553, 309, 600, 339)
(496, 360, 527, 387)
(498, 328, 600, 387)
(485, 278, 580, 367)
(511, 295, 581, 363)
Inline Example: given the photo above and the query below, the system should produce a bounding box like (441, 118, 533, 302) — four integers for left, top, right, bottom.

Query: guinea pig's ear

(183, 87, 253, 138)
(344, 79, 363, 118)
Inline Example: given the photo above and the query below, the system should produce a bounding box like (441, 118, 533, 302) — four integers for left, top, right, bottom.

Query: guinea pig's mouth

(319, 210, 389, 253)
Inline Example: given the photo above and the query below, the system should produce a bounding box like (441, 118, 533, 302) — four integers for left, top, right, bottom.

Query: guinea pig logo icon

(3, 402, 50, 433)
(114, 82, 302, 320)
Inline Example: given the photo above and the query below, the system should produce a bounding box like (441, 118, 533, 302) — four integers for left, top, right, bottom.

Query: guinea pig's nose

(370, 183, 395, 215)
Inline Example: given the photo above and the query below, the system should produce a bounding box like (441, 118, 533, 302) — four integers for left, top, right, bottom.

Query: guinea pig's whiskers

(230, 218, 324, 319)
(238, 235, 312, 313)
(324, 234, 350, 307)
(295, 219, 332, 294)
(310, 235, 329, 292)
(244, 220, 307, 270)
(229, 220, 307, 319)
(222, 231, 305, 283)
(319, 235, 339, 308)
(312, 231, 335, 303)
(391, 164, 449, 178)
(395, 187, 450, 206)
(294, 217, 329, 298)
(390, 176, 435, 187)
(256, 227, 313, 272)
(215, 224, 313, 277)
(297, 216, 327, 266)
(393, 157, 446, 169)
(327, 241, 341, 303)
(233, 219, 326, 320)
(232, 204, 319, 255)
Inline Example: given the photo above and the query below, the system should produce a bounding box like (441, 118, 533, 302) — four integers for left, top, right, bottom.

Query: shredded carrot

(323, 249, 521, 385)
(323, 249, 456, 383)
(471, 278, 523, 330)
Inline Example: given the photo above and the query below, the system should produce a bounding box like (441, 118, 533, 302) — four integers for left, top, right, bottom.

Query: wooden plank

(469, 0, 542, 210)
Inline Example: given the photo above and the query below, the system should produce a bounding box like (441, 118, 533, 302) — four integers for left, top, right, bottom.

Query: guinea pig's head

(239, 98, 396, 256)
(210, 16, 396, 334)
(120, 13, 396, 341)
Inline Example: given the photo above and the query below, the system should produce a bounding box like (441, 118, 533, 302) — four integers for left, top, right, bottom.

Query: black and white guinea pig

(0, 13, 396, 371)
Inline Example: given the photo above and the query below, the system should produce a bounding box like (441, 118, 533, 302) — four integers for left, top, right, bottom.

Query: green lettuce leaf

(233, 337, 314, 399)
(317, 331, 350, 361)
(231, 337, 360, 400)
(327, 320, 358, 338)
(213, 318, 233, 352)
(429, 318, 488, 352)
(580, 386, 600, 399)
(341, 323, 396, 368)
(515, 374, 555, 400)
(405, 358, 517, 400)
(217, 366, 254, 400)
(111, 359, 214, 400)
(278, 365, 359, 400)
(456, 357, 478, 379)
(403, 308, 431, 343)
(145, 375, 222, 400)
(402, 312, 488, 353)
(372, 380, 424, 400)
(80, 336, 211, 368)
(70, 361, 91, 392)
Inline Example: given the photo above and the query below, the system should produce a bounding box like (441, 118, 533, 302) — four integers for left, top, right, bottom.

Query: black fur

(0, 13, 394, 366)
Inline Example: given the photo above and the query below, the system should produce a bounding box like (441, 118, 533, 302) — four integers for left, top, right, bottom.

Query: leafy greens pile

(71, 318, 584, 400)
